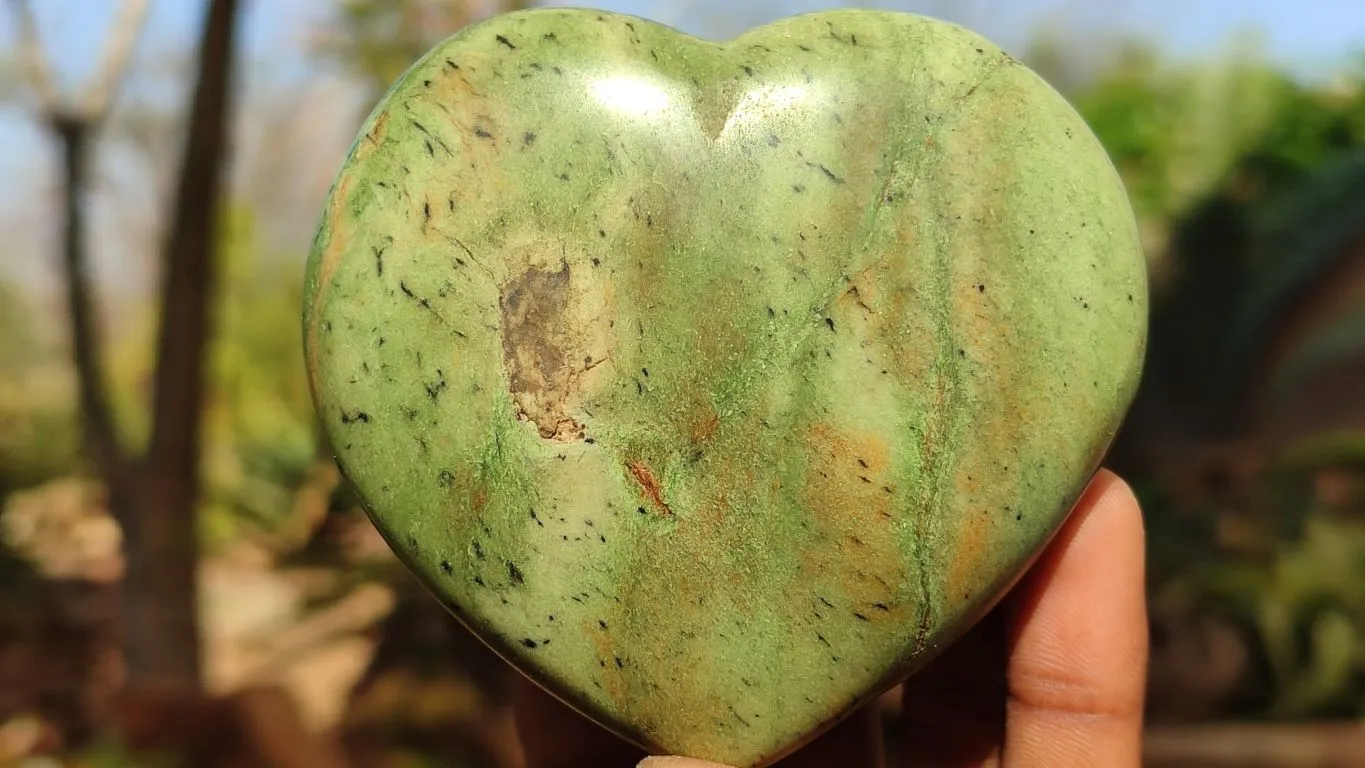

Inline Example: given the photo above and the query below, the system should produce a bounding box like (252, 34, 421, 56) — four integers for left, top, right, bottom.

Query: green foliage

(1165, 473, 1365, 718)
(200, 205, 319, 549)
(1077, 36, 1365, 721)
(0, 279, 79, 494)
(1074, 41, 1285, 228)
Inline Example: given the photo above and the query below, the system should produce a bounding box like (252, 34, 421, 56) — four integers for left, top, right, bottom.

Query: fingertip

(1002, 468, 1148, 767)
(636, 758, 736, 768)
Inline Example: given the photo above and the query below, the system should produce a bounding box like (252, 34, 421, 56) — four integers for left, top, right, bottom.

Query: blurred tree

(318, 0, 531, 94)
(7, 0, 241, 699)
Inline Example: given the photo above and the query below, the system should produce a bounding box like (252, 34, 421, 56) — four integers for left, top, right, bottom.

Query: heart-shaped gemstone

(304, 8, 1146, 766)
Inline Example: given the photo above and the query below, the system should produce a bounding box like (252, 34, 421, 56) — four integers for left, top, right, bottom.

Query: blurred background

(1, 0, 1364, 766)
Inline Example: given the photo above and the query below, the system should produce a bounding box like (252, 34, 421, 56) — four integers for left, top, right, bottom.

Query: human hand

(511, 469, 1147, 767)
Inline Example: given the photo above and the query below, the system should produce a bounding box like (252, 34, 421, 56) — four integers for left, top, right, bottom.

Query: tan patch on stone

(305, 110, 393, 385)
(497, 240, 615, 441)
(799, 423, 908, 623)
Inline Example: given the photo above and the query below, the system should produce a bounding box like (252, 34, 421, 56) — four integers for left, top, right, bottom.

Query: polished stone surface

(303, 8, 1147, 766)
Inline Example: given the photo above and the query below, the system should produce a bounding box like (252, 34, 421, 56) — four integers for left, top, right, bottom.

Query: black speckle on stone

(473, 575, 485, 586)
(552, 65, 564, 75)
(440, 560, 453, 574)
(816, 633, 830, 646)
(530, 508, 544, 527)
(598, 619, 608, 629)
(400, 281, 414, 298)
(543, 32, 558, 42)
(472, 541, 485, 559)
(508, 562, 525, 585)
(637, 506, 647, 515)
(474, 126, 494, 139)
(1016, 512, 1024, 521)
(599, 534, 607, 543)
(523, 131, 537, 146)
(873, 602, 890, 612)
(590, 257, 601, 267)
(425, 370, 448, 400)
(496, 34, 517, 50)
(438, 469, 455, 488)
(597, 228, 607, 238)
(444, 58, 458, 69)
(958, 348, 966, 358)
(824, 317, 836, 331)
(809, 162, 845, 184)
(558, 172, 571, 182)
(742, 64, 756, 77)
(641, 367, 650, 377)
(818, 595, 835, 609)
(340, 409, 371, 425)
(521, 638, 538, 649)
(372, 243, 387, 276)
(853, 612, 869, 621)
(407, 534, 418, 549)
(614, 655, 624, 669)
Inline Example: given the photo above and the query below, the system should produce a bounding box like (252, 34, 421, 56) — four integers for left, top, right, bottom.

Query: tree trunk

(115, 0, 240, 692)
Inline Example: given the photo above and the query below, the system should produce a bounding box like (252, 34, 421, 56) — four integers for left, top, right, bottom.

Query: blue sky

(8, 0, 1365, 90)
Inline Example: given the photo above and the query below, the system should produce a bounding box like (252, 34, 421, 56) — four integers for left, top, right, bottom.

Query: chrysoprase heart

(303, 8, 1146, 766)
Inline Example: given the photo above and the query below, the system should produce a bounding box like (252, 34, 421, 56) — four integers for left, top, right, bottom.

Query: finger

(637, 758, 735, 768)
(512, 673, 647, 768)
(1003, 469, 1147, 768)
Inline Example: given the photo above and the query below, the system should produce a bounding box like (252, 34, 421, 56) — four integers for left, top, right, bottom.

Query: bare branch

(53, 118, 131, 492)
(6, 0, 60, 115)
(83, 0, 152, 119)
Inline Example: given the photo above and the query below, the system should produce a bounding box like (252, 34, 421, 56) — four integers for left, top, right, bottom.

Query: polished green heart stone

(303, 8, 1146, 766)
